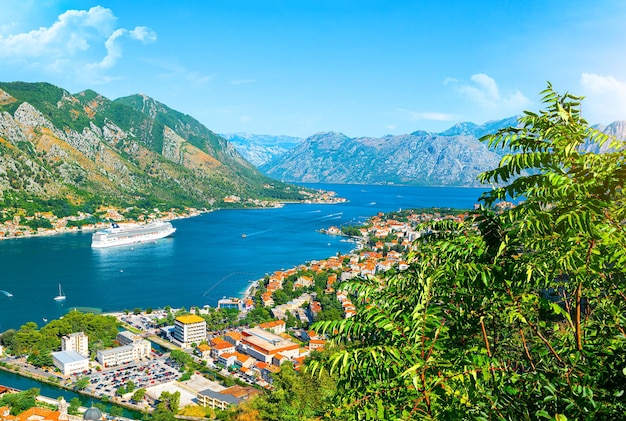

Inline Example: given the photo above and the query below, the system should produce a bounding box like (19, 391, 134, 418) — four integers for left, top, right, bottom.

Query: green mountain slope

(0, 81, 306, 219)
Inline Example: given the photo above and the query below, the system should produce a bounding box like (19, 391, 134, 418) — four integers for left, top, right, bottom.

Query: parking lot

(83, 356, 181, 402)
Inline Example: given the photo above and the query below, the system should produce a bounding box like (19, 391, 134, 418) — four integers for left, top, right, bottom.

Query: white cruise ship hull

(91, 221, 176, 248)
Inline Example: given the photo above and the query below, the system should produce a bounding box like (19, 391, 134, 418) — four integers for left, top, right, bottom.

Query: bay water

(0, 184, 486, 332)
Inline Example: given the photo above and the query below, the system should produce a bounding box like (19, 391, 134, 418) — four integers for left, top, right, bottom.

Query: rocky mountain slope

(220, 133, 301, 167)
(260, 117, 626, 187)
(0, 82, 306, 218)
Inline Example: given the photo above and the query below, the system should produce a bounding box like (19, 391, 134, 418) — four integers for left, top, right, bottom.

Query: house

(257, 320, 286, 335)
(217, 352, 237, 368)
(210, 339, 235, 359)
(197, 386, 261, 410)
(223, 331, 242, 346)
(239, 327, 299, 363)
(197, 343, 212, 360)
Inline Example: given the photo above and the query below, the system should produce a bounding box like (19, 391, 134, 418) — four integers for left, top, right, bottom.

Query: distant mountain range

(228, 117, 626, 187)
(0, 82, 308, 217)
(259, 117, 519, 187)
(220, 133, 301, 167)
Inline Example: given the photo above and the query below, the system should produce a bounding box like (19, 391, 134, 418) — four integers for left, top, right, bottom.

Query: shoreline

(0, 195, 347, 243)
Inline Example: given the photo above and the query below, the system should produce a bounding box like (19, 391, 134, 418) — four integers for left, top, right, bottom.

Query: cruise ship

(91, 221, 176, 248)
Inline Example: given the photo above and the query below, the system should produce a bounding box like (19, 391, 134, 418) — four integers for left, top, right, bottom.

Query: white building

(117, 331, 152, 360)
(97, 345, 134, 367)
(173, 315, 207, 348)
(52, 350, 89, 376)
(62, 332, 89, 357)
(217, 298, 244, 311)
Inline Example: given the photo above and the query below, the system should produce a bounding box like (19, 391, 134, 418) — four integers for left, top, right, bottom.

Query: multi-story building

(61, 332, 89, 357)
(96, 345, 134, 367)
(238, 327, 299, 363)
(173, 315, 207, 348)
(117, 331, 152, 360)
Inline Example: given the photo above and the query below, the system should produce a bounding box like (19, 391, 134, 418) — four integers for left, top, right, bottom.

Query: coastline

(0, 209, 210, 242)
(0, 194, 346, 243)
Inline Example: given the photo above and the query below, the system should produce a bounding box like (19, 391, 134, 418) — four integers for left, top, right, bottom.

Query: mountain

(220, 133, 302, 166)
(0, 82, 308, 218)
(260, 118, 519, 187)
(589, 121, 626, 153)
(259, 117, 626, 187)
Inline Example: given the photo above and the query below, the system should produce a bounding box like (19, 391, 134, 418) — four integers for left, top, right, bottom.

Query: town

(0, 207, 478, 419)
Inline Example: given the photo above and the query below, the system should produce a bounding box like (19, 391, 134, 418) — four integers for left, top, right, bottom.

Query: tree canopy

(310, 84, 626, 420)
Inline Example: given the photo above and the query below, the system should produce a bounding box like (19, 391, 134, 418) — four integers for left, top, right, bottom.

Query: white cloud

(129, 26, 157, 43)
(450, 73, 531, 113)
(0, 6, 155, 83)
(580, 73, 626, 123)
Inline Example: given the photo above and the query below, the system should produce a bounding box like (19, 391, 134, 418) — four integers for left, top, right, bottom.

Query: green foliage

(23, 217, 53, 230)
(222, 362, 337, 420)
(0, 388, 40, 415)
(4, 310, 120, 358)
(158, 391, 180, 414)
(132, 388, 147, 402)
(309, 85, 626, 420)
(68, 397, 83, 415)
(340, 225, 362, 237)
(169, 349, 193, 368)
(74, 377, 90, 391)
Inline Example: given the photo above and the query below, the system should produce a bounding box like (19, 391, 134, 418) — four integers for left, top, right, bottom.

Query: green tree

(0, 388, 39, 415)
(74, 377, 90, 391)
(169, 349, 192, 368)
(132, 388, 146, 402)
(126, 379, 136, 393)
(68, 397, 82, 415)
(109, 405, 124, 418)
(152, 402, 176, 421)
(225, 362, 337, 420)
(311, 85, 626, 419)
(158, 391, 180, 414)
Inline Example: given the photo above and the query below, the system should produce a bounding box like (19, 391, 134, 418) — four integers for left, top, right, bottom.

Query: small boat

(54, 284, 66, 301)
(241, 233, 247, 238)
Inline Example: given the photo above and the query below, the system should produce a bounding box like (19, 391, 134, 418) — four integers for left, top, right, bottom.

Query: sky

(1, 1, 625, 139)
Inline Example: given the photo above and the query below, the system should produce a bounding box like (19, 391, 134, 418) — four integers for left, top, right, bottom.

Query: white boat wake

(0, 290, 13, 298)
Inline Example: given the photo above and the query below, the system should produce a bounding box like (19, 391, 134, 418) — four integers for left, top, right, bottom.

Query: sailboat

(54, 283, 66, 301)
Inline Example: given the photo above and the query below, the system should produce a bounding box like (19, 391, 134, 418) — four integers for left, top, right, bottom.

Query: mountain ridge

(0, 81, 310, 223)
(249, 117, 626, 187)
(259, 118, 518, 187)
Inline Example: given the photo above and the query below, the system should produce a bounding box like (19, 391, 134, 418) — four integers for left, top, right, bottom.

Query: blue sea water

(0, 184, 486, 331)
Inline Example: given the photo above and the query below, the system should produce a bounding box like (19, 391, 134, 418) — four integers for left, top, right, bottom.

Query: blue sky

(1, 1, 625, 138)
